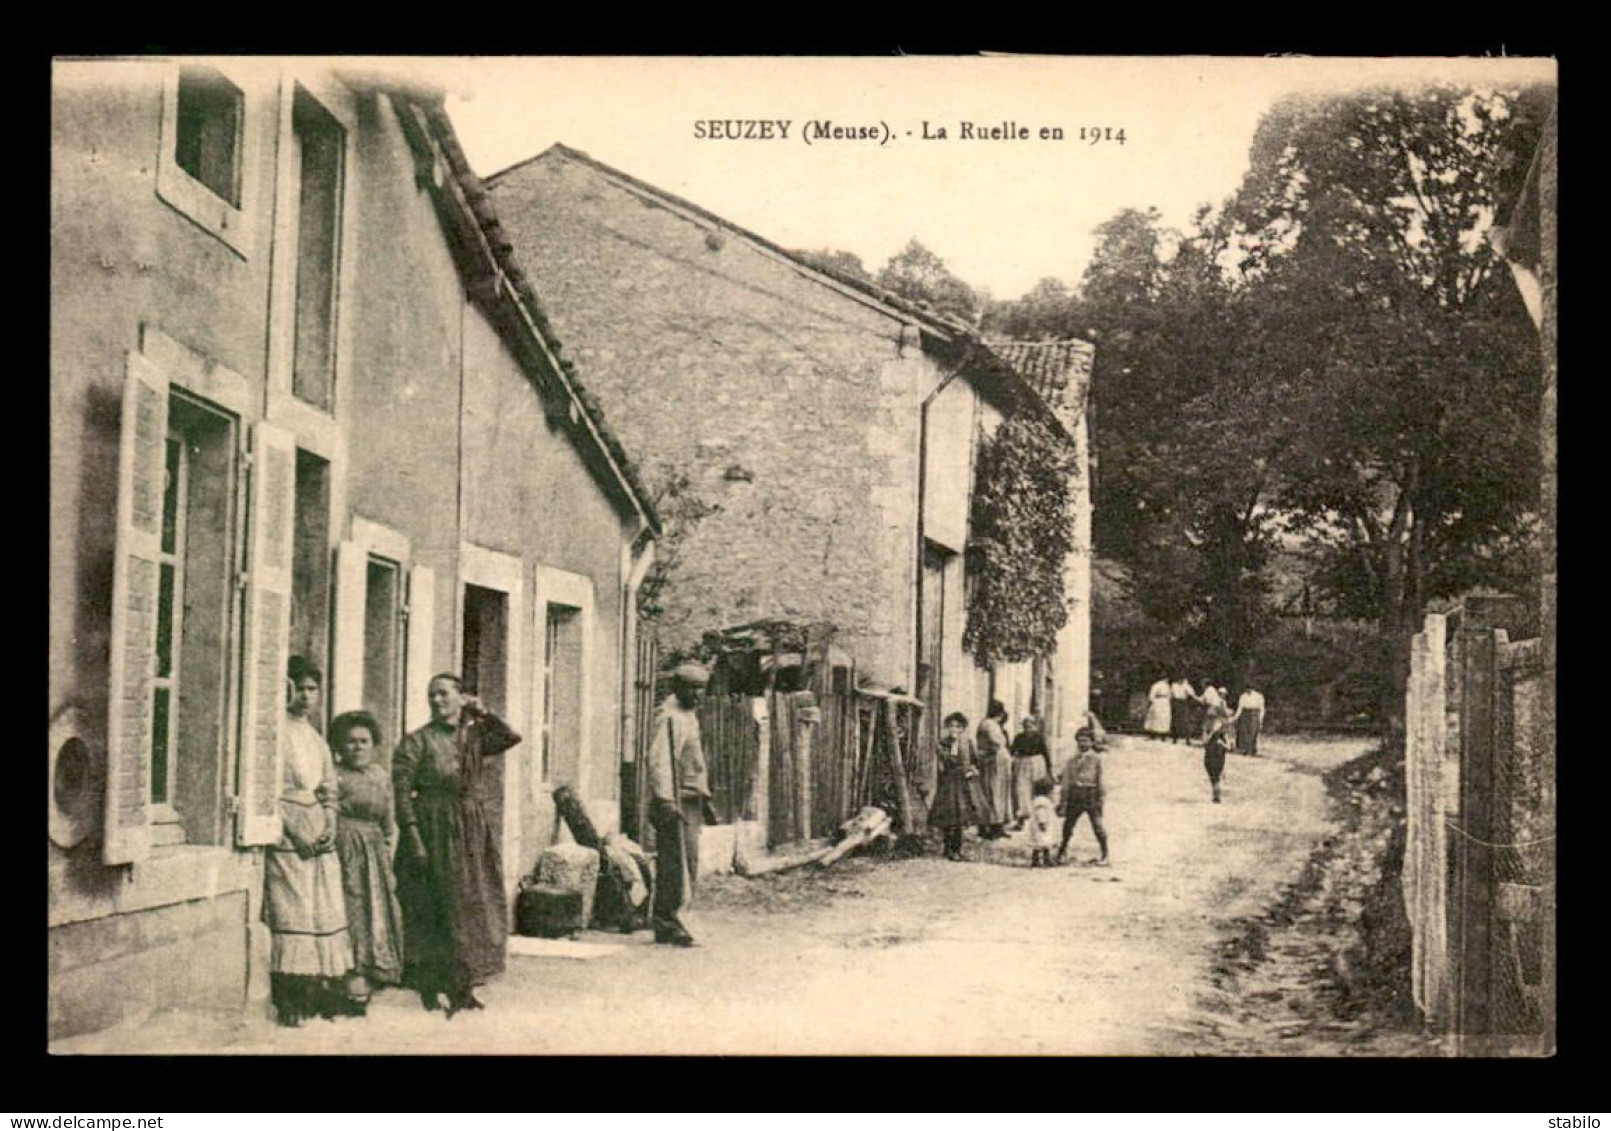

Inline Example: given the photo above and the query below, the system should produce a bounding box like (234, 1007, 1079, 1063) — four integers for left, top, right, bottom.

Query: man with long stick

(648, 662, 713, 946)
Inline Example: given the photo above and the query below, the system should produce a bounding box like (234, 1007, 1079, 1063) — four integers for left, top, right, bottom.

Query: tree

(1229, 84, 1552, 737)
(791, 248, 874, 284)
(876, 239, 981, 323)
(982, 276, 1079, 340)
(1056, 204, 1289, 690)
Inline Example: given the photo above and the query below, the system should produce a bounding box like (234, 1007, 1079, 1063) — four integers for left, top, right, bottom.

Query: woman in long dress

(393, 673, 522, 1016)
(331, 710, 405, 1008)
(974, 700, 1012, 839)
(1233, 686, 1266, 756)
(1169, 676, 1199, 744)
(1144, 676, 1172, 738)
(1008, 715, 1054, 827)
(929, 711, 986, 861)
(263, 656, 355, 1027)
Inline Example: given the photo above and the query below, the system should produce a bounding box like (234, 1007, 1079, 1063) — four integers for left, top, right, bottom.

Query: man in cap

(647, 661, 713, 946)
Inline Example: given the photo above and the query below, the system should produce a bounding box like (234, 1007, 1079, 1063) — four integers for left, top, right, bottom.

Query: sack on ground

(536, 843, 601, 925)
(593, 832, 652, 933)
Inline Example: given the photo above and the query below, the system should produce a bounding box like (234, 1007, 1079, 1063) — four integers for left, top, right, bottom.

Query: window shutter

(235, 420, 296, 846)
(329, 540, 367, 716)
(403, 564, 435, 735)
(103, 352, 169, 864)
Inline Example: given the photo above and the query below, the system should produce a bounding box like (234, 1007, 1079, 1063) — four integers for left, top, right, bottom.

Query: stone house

(49, 62, 659, 1040)
(484, 145, 1093, 752)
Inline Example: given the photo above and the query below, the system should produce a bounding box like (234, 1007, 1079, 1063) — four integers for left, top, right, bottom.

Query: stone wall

(489, 153, 935, 684)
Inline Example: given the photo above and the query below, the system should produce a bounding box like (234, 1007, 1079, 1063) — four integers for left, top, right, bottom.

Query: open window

(462, 584, 510, 718)
(156, 61, 261, 256)
(150, 395, 239, 847)
(362, 556, 404, 747)
(289, 449, 331, 724)
(105, 351, 251, 862)
(331, 528, 431, 752)
(174, 65, 243, 208)
(288, 86, 345, 412)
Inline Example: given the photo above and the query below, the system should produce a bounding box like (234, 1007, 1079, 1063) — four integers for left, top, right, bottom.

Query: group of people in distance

(929, 699, 1110, 868)
(1143, 674, 1267, 803)
(264, 656, 520, 1028)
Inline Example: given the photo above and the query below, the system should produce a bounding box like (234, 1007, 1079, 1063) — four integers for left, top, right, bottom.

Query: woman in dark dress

(393, 673, 522, 1017)
(975, 700, 1012, 840)
(929, 711, 987, 861)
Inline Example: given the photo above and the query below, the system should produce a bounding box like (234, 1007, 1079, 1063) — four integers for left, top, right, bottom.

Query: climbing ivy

(637, 463, 722, 623)
(963, 412, 1078, 667)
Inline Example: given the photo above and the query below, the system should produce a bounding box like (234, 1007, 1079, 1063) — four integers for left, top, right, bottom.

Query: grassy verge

(1199, 743, 1441, 1054)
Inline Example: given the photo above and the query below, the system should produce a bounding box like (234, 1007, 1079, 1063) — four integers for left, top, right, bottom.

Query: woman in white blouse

(262, 655, 355, 1026)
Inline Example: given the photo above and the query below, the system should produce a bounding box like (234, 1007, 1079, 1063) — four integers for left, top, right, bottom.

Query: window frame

(154, 60, 264, 258)
(459, 544, 527, 902)
(362, 551, 406, 750)
(265, 72, 359, 426)
(122, 326, 256, 858)
(531, 566, 594, 799)
(139, 381, 245, 849)
(149, 431, 188, 825)
(286, 85, 346, 412)
(541, 602, 584, 788)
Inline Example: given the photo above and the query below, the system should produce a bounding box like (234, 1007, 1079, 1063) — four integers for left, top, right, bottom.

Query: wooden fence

(688, 684, 929, 849)
(1404, 595, 1554, 1054)
(631, 632, 933, 852)
(699, 693, 759, 824)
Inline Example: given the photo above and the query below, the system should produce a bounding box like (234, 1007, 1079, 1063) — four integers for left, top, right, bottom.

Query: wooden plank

(1455, 620, 1500, 1042)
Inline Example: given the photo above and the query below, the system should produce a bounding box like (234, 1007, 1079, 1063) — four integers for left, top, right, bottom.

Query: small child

(1057, 727, 1110, 866)
(1026, 777, 1058, 867)
(1203, 705, 1232, 804)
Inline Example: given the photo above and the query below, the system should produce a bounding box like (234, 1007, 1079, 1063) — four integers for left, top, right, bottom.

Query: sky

(418, 56, 1557, 301)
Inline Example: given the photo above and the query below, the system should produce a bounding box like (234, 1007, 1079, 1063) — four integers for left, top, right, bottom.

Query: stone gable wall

(490, 155, 934, 682)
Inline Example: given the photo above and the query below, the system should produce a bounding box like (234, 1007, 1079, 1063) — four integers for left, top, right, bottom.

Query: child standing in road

(930, 712, 987, 862)
(1026, 776, 1058, 867)
(1203, 705, 1232, 804)
(1056, 728, 1110, 866)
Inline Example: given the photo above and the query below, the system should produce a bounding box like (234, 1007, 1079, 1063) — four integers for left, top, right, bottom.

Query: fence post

(751, 695, 770, 836)
(1423, 612, 1449, 1028)
(1454, 598, 1520, 1048)
(1405, 623, 1426, 1017)
(795, 696, 815, 843)
(1456, 624, 1494, 1046)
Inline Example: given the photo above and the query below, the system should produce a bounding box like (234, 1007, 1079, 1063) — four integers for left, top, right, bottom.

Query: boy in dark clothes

(1055, 728, 1110, 866)
(1203, 705, 1232, 803)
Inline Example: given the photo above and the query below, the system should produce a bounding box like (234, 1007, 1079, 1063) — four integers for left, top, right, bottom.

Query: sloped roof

(985, 339, 1095, 436)
(487, 143, 1073, 444)
(489, 144, 986, 340)
(366, 86, 660, 535)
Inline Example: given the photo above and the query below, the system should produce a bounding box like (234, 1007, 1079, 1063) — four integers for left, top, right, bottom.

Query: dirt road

(55, 733, 1386, 1056)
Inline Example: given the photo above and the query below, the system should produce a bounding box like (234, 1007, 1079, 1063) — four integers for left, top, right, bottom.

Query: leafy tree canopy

(876, 238, 981, 324)
(791, 248, 874, 284)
